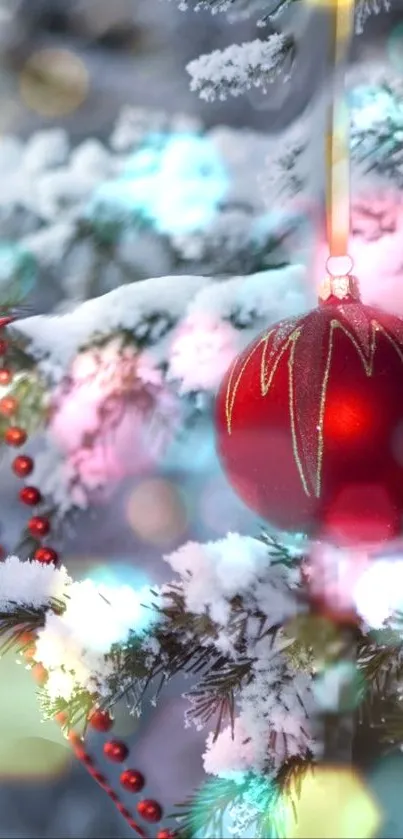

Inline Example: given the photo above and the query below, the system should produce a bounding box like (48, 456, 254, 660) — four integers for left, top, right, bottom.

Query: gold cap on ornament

(318, 274, 360, 304)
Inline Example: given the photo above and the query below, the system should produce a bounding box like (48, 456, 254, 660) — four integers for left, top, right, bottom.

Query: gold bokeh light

(20, 49, 89, 118)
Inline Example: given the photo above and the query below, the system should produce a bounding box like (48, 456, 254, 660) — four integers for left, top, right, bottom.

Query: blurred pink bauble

(50, 340, 177, 492)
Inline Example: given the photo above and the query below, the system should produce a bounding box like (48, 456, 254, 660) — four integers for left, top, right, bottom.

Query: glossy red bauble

(33, 546, 58, 565)
(103, 740, 129, 763)
(5, 426, 27, 447)
(157, 831, 177, 839)
(136, 799, 163, 823)
(89, 709, 113, 732)
(120, 769, 145, 793)
(12, 455, 34, 477)
(28, 516, 50, 537)
(19, 486, 42, 506)
(216, 296, 403, 544)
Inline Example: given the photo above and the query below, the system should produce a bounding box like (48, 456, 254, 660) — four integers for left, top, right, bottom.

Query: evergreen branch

(0, 603, 48, 654)
(258, 531, 304, 568)
(38, 688, 95, 732)
(357, 634, 403, 696)
(172, 776, 259, 838)
(185, 659, 252, 738)
(172, 757, 315, 838)
(187, 35, 295, 102)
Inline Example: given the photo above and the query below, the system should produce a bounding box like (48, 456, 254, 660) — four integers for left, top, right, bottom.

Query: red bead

(28, 516, 50, 537)
(19, 486, 42, 506)
(31, 663, 48, 686)
(157, 831, 177, 839)
(0, 339, 8, 355)
(54, 711, 68, 726)
(136, 799, 163, 823)
(0, 396, 18, 416)
(216, 299, 403, 545)
(120, 769, 145, 793)
(0, 368, 12, 385)
(89, 709, 113, 732)
(34, 546, 58, 565)
(103, 740, 129, 763)
(12, 455, 34, 477)
(5, 426, 27, 447)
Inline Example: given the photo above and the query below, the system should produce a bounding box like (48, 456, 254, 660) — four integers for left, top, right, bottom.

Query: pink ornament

(50, 340, 176, 494)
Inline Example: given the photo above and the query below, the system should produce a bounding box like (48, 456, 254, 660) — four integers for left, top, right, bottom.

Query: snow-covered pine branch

(354, 0, 390, 34)
(187, 36, 295, 101)
(0, 555, 70, 615)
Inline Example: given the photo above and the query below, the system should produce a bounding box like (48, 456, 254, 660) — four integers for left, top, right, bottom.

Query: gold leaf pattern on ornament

(225, 331, 270, 434)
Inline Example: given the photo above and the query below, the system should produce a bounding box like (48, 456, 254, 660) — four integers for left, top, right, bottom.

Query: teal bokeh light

(0, 243, 37, 304)
(88, 132, 229, 237)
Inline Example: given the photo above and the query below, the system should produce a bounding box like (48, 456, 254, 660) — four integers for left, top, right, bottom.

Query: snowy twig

(187, 36, 295, 101)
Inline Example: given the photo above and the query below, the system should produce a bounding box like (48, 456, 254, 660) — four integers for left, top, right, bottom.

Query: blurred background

(0, 1, 402, 837)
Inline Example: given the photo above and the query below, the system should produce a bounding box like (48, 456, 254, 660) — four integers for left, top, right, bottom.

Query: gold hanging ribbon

(325, 0, 355, 258)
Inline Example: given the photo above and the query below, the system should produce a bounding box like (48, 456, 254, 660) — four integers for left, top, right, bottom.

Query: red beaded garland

(33, 546, 58, 565)
(0, 396, 18, 416)
(120, 769, 145, 793)
(103, 740, 129, 763)
(89, 709, 114, 732)
(28, 516, 50, 537)
(2, 315, 165, 838)
(136, 799, 163, 823)
(0, 368, 12, 385)
(12, 455, 34, 477)
(19, 486, 42, 506)
(5, 426, 27, 446)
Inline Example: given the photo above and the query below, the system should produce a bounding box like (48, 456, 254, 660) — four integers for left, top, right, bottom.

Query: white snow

(187, 36, 293, 101)
(0, 555, 71, 612)
(13, 265, 309, 381)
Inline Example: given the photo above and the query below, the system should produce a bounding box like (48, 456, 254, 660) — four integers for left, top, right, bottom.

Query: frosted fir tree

(2, 3, 403, 839)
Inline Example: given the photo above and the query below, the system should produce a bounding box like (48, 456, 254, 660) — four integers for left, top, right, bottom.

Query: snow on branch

(355, 0, 390, 33)
(187, 36, 295, 101)
(0, 555, 70, 614)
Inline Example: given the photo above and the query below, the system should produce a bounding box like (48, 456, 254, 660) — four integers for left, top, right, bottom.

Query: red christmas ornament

(157, 831, 177, 839)
(0, 396, 18, 416)
(136, 799, 163, 823)
(5, 426, 27, 447)
(33, 546, 58, 565)
(0, 368, 12, 385)
(89, 709, 113, 732)
(215, 276, 403, 545)
(120, 769, 145, 793)
(103, 740, 129, 763)
(28, 516, 50, 537)
(19, 486, 42, 506)
(12, 455, 34, 477)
